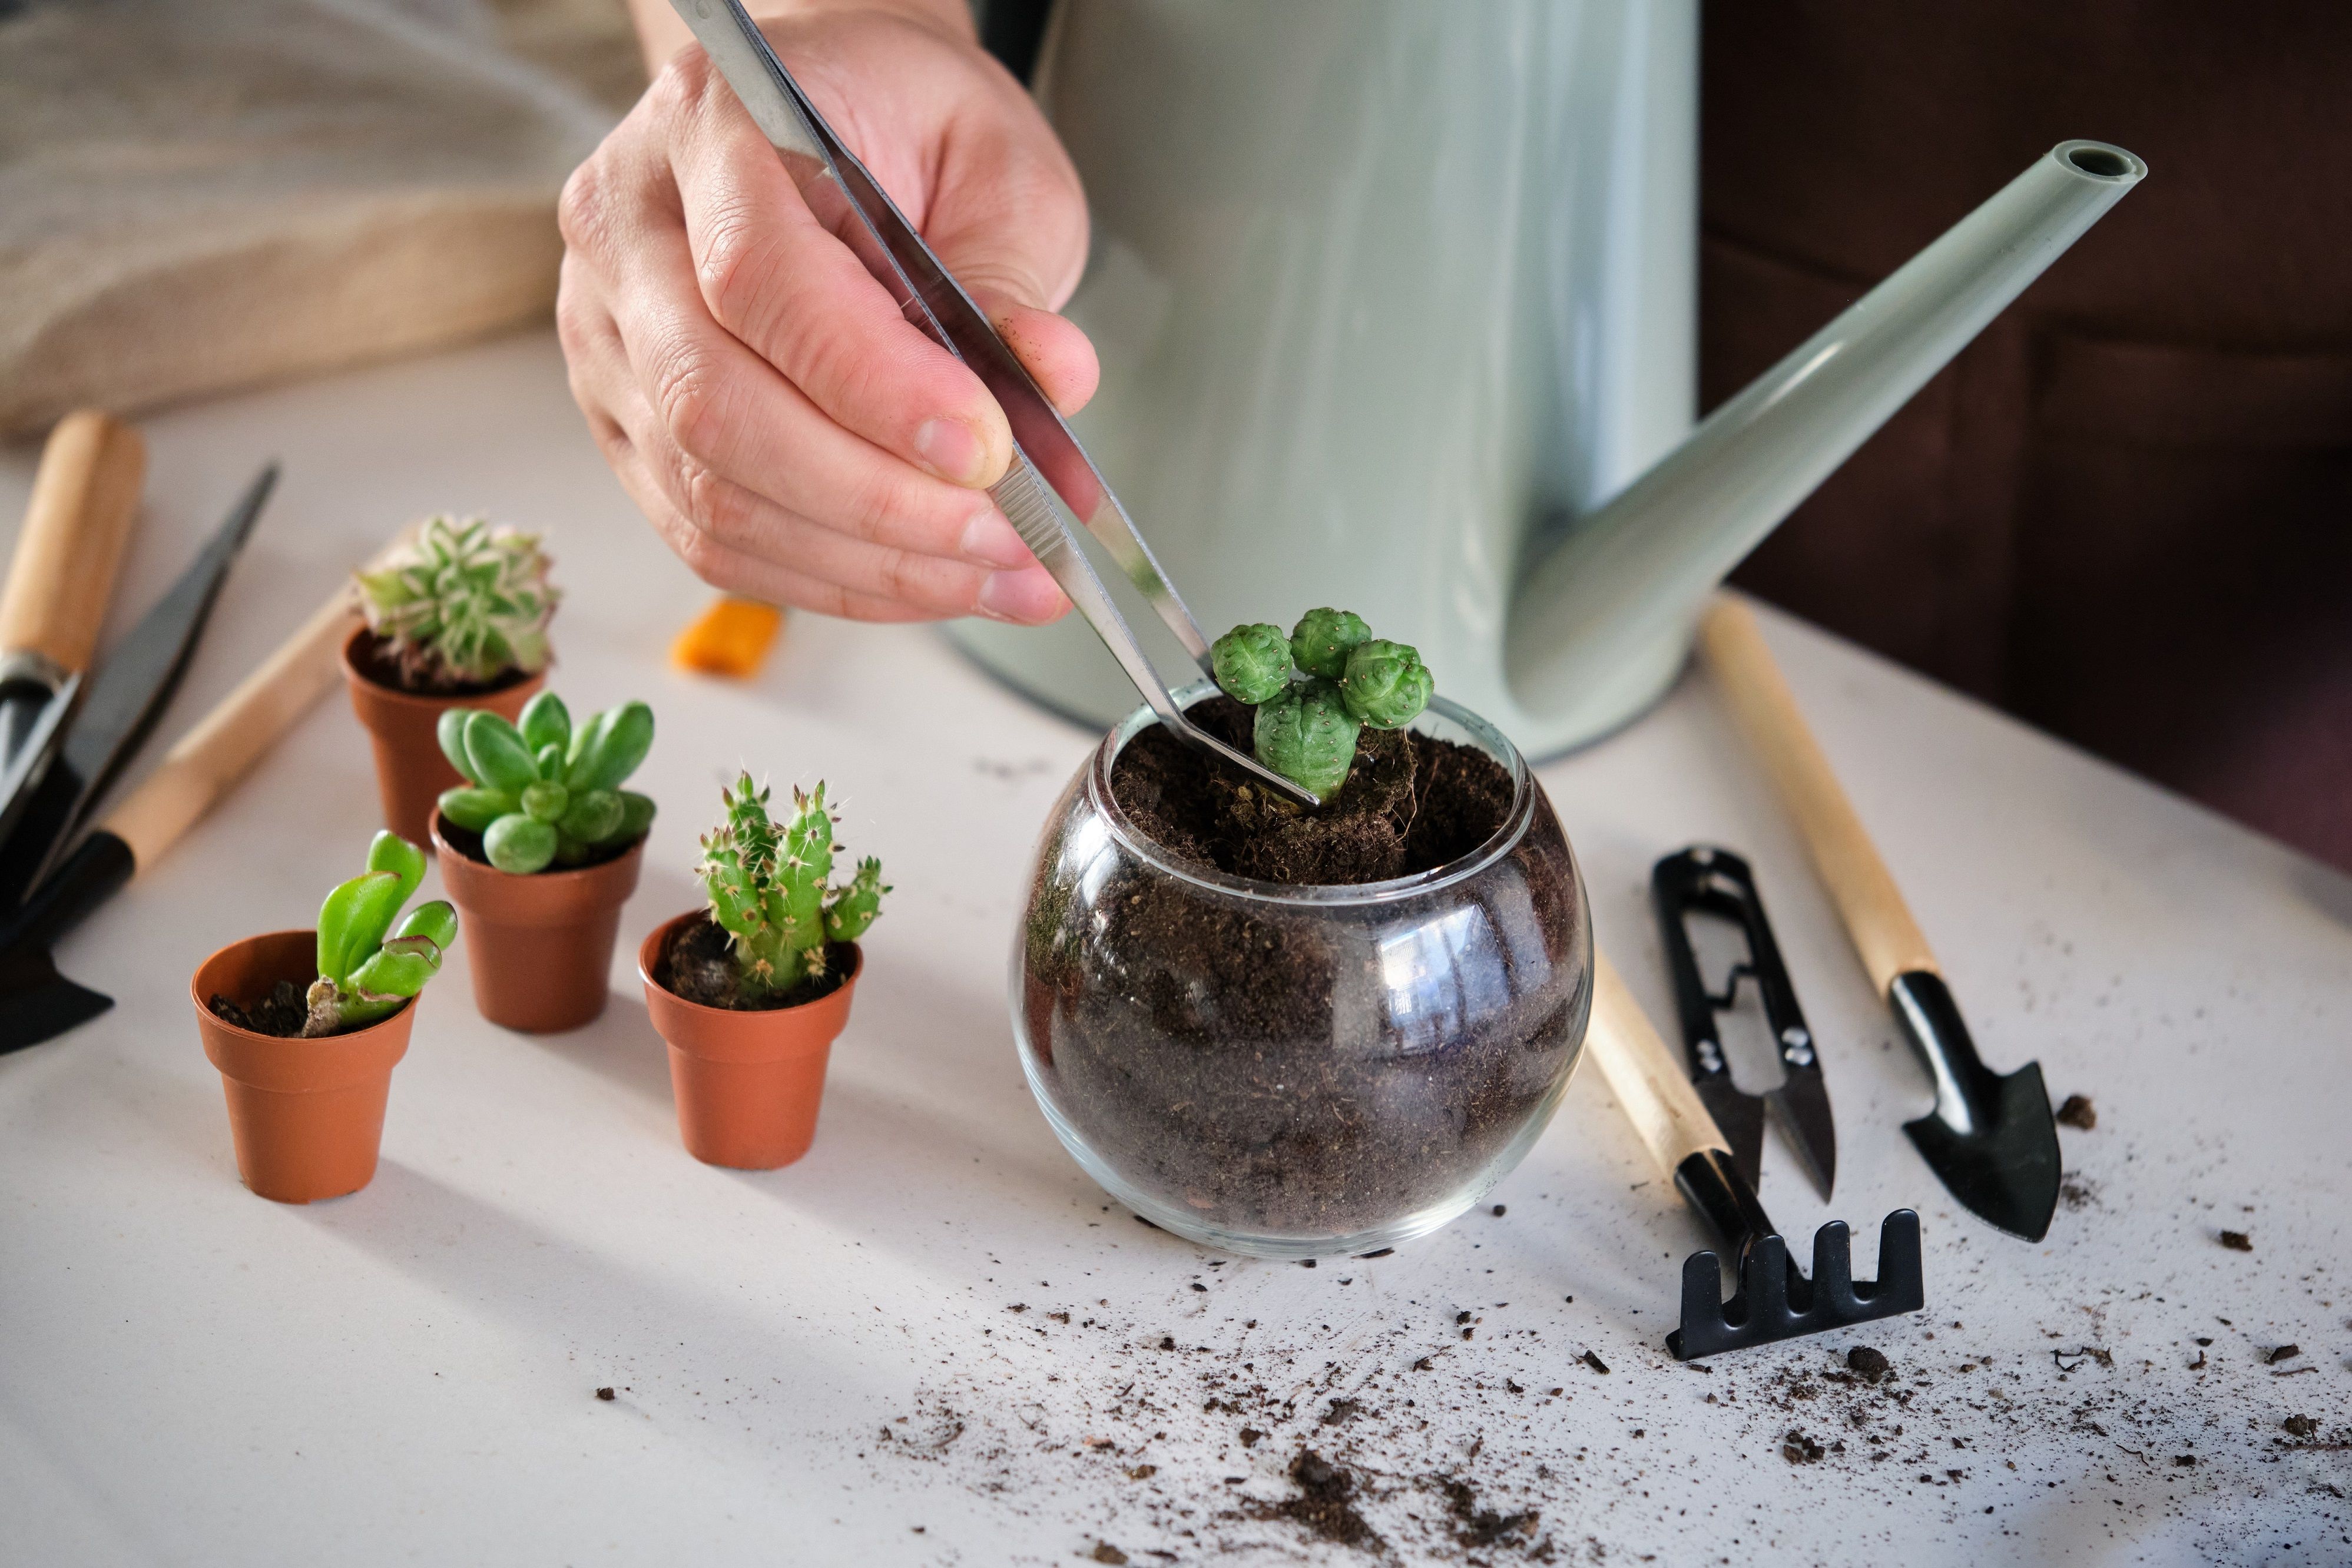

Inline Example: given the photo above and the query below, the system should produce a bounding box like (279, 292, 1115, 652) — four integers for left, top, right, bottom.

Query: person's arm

(564, 0, 1093, 623)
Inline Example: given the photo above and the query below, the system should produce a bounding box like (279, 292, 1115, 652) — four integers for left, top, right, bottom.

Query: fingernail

(959, 509, 1033, 570)
(978, 568, 1066, 624)
(915, 418, 988, 485)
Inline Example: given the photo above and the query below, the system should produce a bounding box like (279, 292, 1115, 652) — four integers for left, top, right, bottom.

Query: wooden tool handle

(0, 411, 146, 672)
(1697, 596, 1937, 992)
(99, 582, 360, 870)
(1585, 951, 1731, 1176)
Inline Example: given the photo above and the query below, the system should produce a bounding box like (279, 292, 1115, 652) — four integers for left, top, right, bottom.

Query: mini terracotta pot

(433, 811, 644, 1033)
(343, 627, 543, 843)
(638, 911, 860, 1170)
(192, 930, 416, 1204)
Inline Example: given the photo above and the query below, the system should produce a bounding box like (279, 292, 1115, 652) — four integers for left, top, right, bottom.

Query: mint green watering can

(948, 0, 2143, 753)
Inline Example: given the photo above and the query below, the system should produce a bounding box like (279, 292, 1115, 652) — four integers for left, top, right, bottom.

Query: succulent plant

(1208, 608, 1434, 797)
(435, 692, 656, 873)
(695, 775, 887, 996)
(1289, 607, 1372, 681)
(305, 831, 458, 1036)
(355, 515, 559, 688)
(1210, 622, 1293, 704)
(1338, 639, 1433, 729)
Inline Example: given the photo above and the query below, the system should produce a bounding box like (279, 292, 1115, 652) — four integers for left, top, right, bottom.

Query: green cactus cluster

(1208, 608, 1434, 797)
(305, 831, 458, 1036)
(695, 775, 887, 996)
(436, 692, 656, 873)
(356, 515, 559, 688)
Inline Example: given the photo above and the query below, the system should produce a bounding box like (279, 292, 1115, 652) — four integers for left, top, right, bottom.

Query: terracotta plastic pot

(192, 929, 416, 1204)
(343, 627, 543, 843)
(433, 811, 644, 1033)
(638, 911, 860, 1169)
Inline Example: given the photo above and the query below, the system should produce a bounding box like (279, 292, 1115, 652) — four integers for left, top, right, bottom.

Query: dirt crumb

(2218, 1229, 2252, 1252)
(2055, 1093, 2097, 1129)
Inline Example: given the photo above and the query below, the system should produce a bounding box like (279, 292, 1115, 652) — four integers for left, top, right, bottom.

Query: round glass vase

(1011, 684, 1591, 1258)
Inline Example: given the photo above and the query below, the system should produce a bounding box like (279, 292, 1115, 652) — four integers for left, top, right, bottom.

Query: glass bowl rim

(1082, 681, 1536, 907)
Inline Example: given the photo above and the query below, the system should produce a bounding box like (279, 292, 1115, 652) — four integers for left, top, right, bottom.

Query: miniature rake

(1585, 953, 1924, 1358)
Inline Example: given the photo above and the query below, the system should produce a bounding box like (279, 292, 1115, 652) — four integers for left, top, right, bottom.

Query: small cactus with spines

(435, 692, 655, 873)
(696, 775, 887, 996)
(355, 515, 559, 688)
(1206, 608, 1435, 798)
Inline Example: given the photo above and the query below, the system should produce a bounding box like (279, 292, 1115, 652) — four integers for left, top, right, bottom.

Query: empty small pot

(433, 811, 644, 1033)
(193, 929, 415, 1204)
(343, 627, 542, 843)
(638, 911, 860, 1169)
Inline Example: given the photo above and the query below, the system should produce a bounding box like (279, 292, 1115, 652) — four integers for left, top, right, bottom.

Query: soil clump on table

(207, 978, 312, 1037)
(1109, 695, 1512, 886)
(347, 628, 533, 698)
(656, 912, 850, 1012)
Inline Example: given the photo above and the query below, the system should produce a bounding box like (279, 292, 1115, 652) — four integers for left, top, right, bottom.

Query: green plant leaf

(518, 690, 571, 757)
(437, 787, 515, 832)
(555, 787, 624, 844)
(521, 780, 570, 823)
(615, 790, 657, 844)
(365, 830, 426, 906)
(437, 708, 482, 784)
(566, 700, 654, 792)
(1339, 638, 1433, 728)
(392, 899, 458, 953)
(484, 813, 557, 874)
(462, 710, 540, 795)
(316, 869, 405, 987)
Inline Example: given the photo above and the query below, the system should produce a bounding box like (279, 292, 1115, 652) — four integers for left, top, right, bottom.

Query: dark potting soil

(1026, 700, 1582, 1239)
(1108, 696, 1513, 886)
(349, 628, 534, 699)
(436, 820, 642, 873)
(208, 978, 311, 1037)
(657, 912, 850, 1012)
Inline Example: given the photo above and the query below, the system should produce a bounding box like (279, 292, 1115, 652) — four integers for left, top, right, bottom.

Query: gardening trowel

(0, 412, 146, 858)
(1697, 597, 2061, 1242)
(0, 543, 360, 1053)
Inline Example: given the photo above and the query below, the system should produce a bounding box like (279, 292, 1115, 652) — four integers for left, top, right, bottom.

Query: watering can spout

(1506, 140, 2145, 725)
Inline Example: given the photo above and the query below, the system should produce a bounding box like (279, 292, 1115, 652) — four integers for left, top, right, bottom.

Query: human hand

(558, 2, 1094, 623)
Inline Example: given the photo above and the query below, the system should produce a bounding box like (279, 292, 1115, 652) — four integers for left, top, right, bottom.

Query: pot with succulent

(429, 692, 655, 1033)
(345, 515, 559, 841)
(1014, 609, 1591, 1258)
(194, 831, 458, 1202)
(640, 775, 886, 1169)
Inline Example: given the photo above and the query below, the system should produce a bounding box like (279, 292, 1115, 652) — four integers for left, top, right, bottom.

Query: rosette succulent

(355, 515, 559, 688)
(695, 775, 887, 996)
(435, 692, 656, 873)
(305, 831, 458, 1036)
(1206, 608, 1435, 798)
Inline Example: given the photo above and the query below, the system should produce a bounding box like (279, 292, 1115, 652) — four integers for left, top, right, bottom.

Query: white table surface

(2, 333, 2345, 1567)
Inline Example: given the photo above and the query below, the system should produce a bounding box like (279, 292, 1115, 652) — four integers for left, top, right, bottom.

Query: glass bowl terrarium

(1012, 682, 1590, 1257)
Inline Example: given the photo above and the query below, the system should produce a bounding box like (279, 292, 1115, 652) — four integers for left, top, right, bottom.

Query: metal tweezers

(668, 0, 1318, 805)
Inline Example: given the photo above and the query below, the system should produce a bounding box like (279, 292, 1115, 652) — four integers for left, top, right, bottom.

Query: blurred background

(4, 0, 2343, 869)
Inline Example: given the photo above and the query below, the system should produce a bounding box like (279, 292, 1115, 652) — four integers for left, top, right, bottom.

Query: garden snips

(1650, 846, 1837, 1199)
(669, 0, 1319, 807)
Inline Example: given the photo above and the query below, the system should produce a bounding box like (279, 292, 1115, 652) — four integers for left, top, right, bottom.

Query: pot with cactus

(1014, 609, 1589, 1258)
(429, 691, 656, 1033)
(345, 515, 559, 841)
(640, 775, 887, 1169)
(194, 832, 459, 1202)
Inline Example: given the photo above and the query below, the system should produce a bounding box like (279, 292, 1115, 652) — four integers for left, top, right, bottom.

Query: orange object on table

(671, 595, 783, 677)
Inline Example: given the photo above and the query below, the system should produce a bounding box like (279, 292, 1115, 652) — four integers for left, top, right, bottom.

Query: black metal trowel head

(1890, 972, 2061, 1242)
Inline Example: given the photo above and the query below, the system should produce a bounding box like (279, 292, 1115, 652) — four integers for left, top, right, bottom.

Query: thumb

(932, 237, 1101, 420)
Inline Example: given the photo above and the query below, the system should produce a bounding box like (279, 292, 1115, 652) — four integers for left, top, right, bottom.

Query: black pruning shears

(1651, 846, 1837, 1199)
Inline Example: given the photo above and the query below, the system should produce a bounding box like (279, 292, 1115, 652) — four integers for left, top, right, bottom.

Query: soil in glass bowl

(1018, 694, 1588, 1253)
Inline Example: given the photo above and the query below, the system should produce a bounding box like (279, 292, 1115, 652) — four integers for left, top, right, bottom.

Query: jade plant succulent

(1208, 608, 1435, 797)
(436, 692, 656, 873)
(355, 515, 559, 689)
(306, 831, 458, 1036)
(695, 775, 887, 996)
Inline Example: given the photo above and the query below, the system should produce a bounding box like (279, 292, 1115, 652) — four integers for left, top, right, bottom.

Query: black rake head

(1667, 1209, 1924, 1360)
